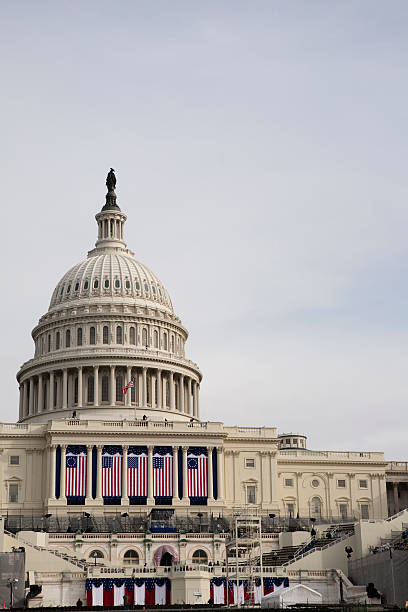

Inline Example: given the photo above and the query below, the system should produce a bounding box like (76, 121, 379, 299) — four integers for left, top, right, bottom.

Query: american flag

(122, 377, 135, 395)
(102, 452, 122, 497)
(66, 451, 87, 497)
(187, 452, 208, 497)
(127, 453, 147, 496)
(153, 453, 172, 497)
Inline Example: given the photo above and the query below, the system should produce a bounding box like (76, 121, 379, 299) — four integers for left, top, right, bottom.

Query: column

(216, 447, 224, 501)
(62, 369, 68, 410)
(110, 365, 115, 405)
(125, 366, 131, 407)
(193, 382, 198, 417)
(182, 446, 188, 501)
(94, 366, 99, 407)
(156, 369, 162, 409)
(60, 445, 66, 501)
(29, 378, 34, 416)
(196, 385, 200, 418)
(179, 375, 184, 413)
(49, 445, 56, 501)
(37, 374, 43, 413)
(77, 367, 83, 408)
(393, 483, 399, 514)
(49, 372, 54, 411)
(172, 446, 179, 501)
(169, 372, 175, 410)
(96, 445, 103, 501)
(22, 381, 28, 417)
(147, 445, 154, 504)
(19, 385, 23, 420)
(86, 445, 93, 502)
(122, 446, 129, 504)
(142, 367, 147, 407)
(207, 447, 214, 501)
(187, 378, 192, 415)
(151, 372, 156, 408)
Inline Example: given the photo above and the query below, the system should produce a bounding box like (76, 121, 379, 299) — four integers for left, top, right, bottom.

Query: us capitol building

(0, 172, 406, 607)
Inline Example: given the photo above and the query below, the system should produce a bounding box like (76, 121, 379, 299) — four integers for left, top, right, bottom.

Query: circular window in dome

(115, 279, 120, 288)
(75, 282, 80, 291)
(311, 479, 319, 488)
(84, 280, 89, 290)
(104, 279, 109, 288)
(94, 279, 99, 289)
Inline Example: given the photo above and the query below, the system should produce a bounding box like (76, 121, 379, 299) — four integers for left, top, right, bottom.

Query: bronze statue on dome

(106, 168, 116, 192)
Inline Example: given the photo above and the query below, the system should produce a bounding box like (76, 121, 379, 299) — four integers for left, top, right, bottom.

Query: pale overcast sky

(1, 1, 408, 459)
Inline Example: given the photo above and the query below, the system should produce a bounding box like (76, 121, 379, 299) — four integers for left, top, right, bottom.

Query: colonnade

(19, 366, 200, 419)
(48, 444, 224, 505)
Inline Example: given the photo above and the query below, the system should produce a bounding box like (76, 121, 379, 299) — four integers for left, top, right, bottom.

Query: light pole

(8, 578, 18, 609)
(92, 551, 98, 567)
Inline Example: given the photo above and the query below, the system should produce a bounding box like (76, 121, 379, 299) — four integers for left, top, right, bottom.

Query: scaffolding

(225, 506, 263, 606)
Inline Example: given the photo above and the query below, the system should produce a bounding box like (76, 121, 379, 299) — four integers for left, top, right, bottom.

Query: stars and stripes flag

(122, 377, 135, 395)
(127, 453, 147, 497)
(187, 452, 208, 497)
(65, 451, 87, 497)
(102, 452, 122, 497)
(153, 452, 172, 497)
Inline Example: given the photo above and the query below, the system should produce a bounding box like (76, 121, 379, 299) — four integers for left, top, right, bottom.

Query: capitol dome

(17, 173, 201, 424)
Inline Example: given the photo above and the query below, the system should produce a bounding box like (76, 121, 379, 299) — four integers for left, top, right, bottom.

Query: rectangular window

(102, 376, 109, 402)
(339, 503, 348, 519)
(245, 458, 255, 468)
(285, 439, 290, 444)
(87, 376, 94, 403)
(9, 484, 18, 503)
(285, 478, 293, 487)
(359, 479, 368, 489)
(247, 485, 256, 504)
(337, 479, 346, 488)
(361, 504, 369, 519)
(9, 456, 19, 466)
(287, 503, 294, 517)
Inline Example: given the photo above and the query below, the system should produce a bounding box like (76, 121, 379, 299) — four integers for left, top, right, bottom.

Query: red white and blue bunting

(209, 577, 289, 605)
(85, 578, 171, 606)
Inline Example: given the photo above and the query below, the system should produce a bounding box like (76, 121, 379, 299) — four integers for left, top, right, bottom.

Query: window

(339, 503, 348, 519)
(77, 328, 83, 346)
(171, 336, 175, 352)
(286, 439, 290, 444)
(154, 330, 158, 348)
(116, 326, 123, 344)
(75, 282, 80, 291)
(135, 281, 140, 291)
(286, 503, 294, 517)
(142, 328, 148, 347)
(66, 329, 71, 348)
(56, 331, 60, 350)
(125, 280, 130, 289)
(311, 496, 322, 518)
(245, 458, 255, 468)
(292, 439, 298, 445)
(104, 279, 109, 288)
(103, 326, 109, 344)
(337, 479, 346, 488)
(131, 382, 136, 403)
(163, 332, 168, 350)
(67, 284, 71, 293)
(247, 485, 256, 504)
(93, 279, 99, 289)
(116, 376, 123, 402)
(87, 376, 94, 403)
(10, 456, 19, 466)
(53, 381, 57, 407)
(47, 334, 51, 352)
(192, 549, 208, 564)
(115, 279, 120, 288)
(102, 376, 109, 402)
(300, 439, 305, 447)
(129, 327, 136, 345)
(9, 484, 18, 503)
(89, 327, 96, 345)
(89, 550, 104, 560)
(359, 480, 368, 489)
(74, 378, 78, 404)
(84, 280, 89, 290)
(312, 479, 319, 488)
(284, 478, 293, 487)
(123, 550, 139, 565)
(361, 504, 369, 519)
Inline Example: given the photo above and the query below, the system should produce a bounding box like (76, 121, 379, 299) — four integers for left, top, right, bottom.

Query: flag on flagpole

(122, 377, 135, 395)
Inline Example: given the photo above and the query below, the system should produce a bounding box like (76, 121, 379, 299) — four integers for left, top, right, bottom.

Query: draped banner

(209, 578, 290, 605)
(187, 447, 208, 498)
(210, 578, 227, 605)
(65, 445, 87, 498)
(86, 578, 170, 606)
(153, 447, 173, 498)
(102, 446, 122, 498)
(127, 446, 148, 497)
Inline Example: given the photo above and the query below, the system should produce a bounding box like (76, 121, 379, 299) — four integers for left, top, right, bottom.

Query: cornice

(278, 458, 388, 468)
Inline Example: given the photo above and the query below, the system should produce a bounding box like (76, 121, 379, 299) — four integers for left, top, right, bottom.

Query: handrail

(5, 529, 87, 571)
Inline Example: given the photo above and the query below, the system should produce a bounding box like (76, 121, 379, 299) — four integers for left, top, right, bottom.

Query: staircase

(262, 545, 299, 566)
(6, 530, 88, 571)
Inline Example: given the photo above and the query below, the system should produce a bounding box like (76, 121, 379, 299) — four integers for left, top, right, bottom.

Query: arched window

(104, 279, 109, 288)
(116, 326, 123, 344)
(154, 330, 158, 348)
(89, 327, 96, 345)
(142, 328, 148, 347)
(101, 375, 109, 402)
(47, 334, 51, 352)
(123, 550, 139, 565)
(66, 329, 71, 348)
(163, 332, 168, 351)
(89, 550, 104, 560)
(93, 279, 99, 289)
(87, 376, 94, 403)
(116, 375, 123, 402)
(103, 326, 109, 344)
(77, 328, 83, 346)
(55, 331, 60, 350)
(192, 549, 208, 564)
(311, 497, 322, 519)
(171, 335, 175, 353)
(129, 327, 136, 345)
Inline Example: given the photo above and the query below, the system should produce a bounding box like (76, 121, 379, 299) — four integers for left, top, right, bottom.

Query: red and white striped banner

(102, 453, 122, 497)
(187, 453, 208, 497)
(127, 453, 147, 497)
(153, 453, 172, 497)
(66, 452, 87, 497)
